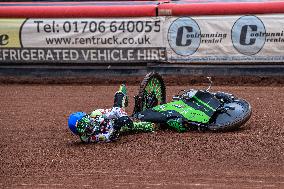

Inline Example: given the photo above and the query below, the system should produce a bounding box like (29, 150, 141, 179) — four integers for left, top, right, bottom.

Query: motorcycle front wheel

(208, 99, 252, 131)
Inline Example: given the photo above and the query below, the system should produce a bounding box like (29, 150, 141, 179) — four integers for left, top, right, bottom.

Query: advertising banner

(0, 18, 166, 63)
(1, 15, 284, 64)
(166, 15, 284, 63)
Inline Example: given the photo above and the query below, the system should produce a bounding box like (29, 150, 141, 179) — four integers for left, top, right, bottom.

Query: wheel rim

(143, 77, 164, 111)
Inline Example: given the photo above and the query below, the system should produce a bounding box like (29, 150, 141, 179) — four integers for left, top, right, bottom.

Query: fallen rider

(67, 84, 155, 143)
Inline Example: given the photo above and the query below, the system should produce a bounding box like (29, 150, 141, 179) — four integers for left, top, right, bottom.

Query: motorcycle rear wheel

(208, 99, 252, 131)
(133, 72, 166, 114)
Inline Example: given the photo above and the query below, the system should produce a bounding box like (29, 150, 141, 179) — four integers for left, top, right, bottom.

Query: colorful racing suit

(79, 107, 154, 143)
(77, 85, 154, 143)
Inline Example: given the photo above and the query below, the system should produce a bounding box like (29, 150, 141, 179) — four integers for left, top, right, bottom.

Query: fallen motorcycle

(133, 72, 252, 132)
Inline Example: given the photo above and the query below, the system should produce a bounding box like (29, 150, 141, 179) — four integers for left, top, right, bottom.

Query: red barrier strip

(158, 1, 284, 15)
(0, 1, 284, 18)
(0, 2, 157, 18)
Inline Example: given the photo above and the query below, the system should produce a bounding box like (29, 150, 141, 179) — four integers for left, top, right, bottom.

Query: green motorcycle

(133, 72, 252, 132)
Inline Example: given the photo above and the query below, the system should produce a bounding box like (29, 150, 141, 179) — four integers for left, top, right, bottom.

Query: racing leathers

(78, 107, 154, 143)
(76, 85, 154, 143)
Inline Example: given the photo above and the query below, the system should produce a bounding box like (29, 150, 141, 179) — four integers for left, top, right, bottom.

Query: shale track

(0, 83, 283, 188)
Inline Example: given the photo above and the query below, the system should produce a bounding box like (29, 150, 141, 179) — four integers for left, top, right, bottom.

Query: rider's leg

(115, 116, 134, 129)
(131, 122, 155, 132)
(108, 117, 130, 141)
(113, 84, 128, 109)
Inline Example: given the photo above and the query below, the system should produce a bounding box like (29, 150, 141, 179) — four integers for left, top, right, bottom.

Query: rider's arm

(79, 132, 113, 143)
(79, 134, 91, 143)
(79, 116, 117, 143)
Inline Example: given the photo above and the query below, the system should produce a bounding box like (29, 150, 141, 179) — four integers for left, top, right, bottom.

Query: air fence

(0, 0, 284, 80)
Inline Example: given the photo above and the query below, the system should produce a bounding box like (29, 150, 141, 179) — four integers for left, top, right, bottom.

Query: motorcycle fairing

(139, 91, 221, 124)
(186, 91, 221, 117)
(152, 100, 212, 123)
(194, 91, 221, 112)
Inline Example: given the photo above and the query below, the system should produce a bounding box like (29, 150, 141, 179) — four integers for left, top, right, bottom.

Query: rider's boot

(113, 84, 128, 109)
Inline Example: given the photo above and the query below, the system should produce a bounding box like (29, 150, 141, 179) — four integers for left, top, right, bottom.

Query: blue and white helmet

(68, 112, 87, 135)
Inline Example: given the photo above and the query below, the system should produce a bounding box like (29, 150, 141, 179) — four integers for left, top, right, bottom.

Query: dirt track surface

(0, 84, 283, 188)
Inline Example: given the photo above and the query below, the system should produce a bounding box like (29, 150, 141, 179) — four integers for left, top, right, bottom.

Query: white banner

(1, 15, 284, 63)
(0, 18, 166, 63)
(21, 18, 164, 48)
(166, 15, 284, 63)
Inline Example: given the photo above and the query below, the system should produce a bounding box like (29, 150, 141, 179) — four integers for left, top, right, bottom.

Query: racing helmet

(68, 112, 87, 135)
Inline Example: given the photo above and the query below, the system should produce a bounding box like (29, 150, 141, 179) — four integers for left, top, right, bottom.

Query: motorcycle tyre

(208, 99, 252, 131)
(135, 72, 166, 113)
